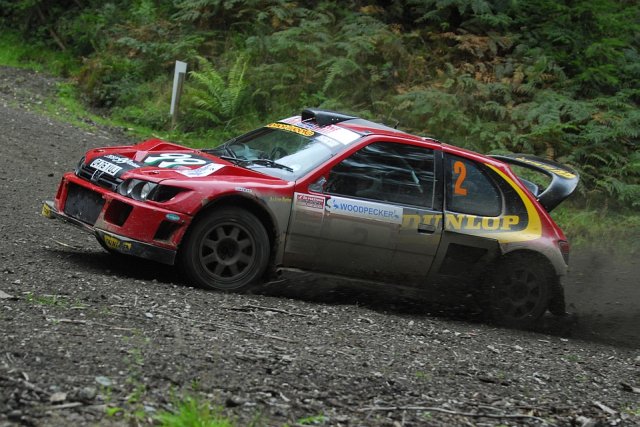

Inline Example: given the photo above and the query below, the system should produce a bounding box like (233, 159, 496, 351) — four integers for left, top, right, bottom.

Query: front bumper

(42, 200, 177, 265)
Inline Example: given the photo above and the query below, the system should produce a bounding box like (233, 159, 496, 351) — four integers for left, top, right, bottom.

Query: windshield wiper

(247, 158, 294, 172)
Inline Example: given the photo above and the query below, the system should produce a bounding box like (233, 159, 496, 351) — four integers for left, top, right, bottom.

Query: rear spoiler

(490, 154, 579, 212)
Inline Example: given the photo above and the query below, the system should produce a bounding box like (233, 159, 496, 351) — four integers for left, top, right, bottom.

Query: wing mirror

(309, 176, 327, 193)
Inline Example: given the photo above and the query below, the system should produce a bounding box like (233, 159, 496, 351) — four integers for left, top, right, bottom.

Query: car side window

(326, 142, 436, 208)
(446, 154, 502, 217)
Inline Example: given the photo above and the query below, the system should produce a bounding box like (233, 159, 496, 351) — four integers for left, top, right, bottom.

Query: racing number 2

(453, 161, 468, 196)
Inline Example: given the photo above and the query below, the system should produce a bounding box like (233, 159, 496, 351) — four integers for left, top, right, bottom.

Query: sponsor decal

(165, 213, 181, 222)
(401, 165, 542, 243)
(176, 162, 224, 177)
(326, 196, 402, 224)
(514, 157, 577, 179)
(266, 122, 315, 137)
(90, 158, 122, 176)
(403, 213, 521, 232)
(103, 235, 132, 252)
(269, 196, 292, 203)
(143, 153, 210, 168)
(235, 187, 252, 193)
(325, 127, 360, 145)
(281, 116, 360, 145)
(294, 193, 325, 211)
(103, 154, 142, 168)
(88, 155, 143, 179)
(315, 135, 340, 148)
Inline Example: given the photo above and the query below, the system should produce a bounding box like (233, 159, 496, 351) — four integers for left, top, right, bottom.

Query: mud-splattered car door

(314, 141, 443, 283)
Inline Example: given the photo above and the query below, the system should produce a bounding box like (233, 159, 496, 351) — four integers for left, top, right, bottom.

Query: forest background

(1, 0, 638, 246)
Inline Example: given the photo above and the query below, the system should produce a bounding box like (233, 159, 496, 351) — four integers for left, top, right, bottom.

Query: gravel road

(0, 66, 639, 426)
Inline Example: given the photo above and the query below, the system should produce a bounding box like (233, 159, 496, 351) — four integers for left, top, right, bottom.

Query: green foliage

(182, 55, 250, 130)
(0, 31, 77, 75)
(1, 0, 639, 209)
(552, 206, 640, 254)
(154, 396, 235, 427)
(296, 413, 328, 425)
(25, 292, 68, 307)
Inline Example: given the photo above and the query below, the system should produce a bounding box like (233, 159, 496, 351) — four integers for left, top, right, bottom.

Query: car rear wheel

(180, 208, 270, 291)
(485, 255, 551, 328)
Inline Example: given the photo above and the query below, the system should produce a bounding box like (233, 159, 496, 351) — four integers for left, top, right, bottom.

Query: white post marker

(170, 60, 188, 127)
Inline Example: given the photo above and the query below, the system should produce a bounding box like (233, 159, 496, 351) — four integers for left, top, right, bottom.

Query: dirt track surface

(0, 66, 639, 426)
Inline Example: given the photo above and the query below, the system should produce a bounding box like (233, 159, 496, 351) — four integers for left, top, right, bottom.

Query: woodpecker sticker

(326, 196, 403, 224)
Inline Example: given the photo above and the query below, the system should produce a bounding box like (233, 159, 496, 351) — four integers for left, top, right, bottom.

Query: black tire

(179, 208, 270, 291)
(485, 255, 552, 328)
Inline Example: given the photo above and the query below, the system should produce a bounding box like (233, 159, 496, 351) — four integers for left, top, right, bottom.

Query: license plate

(103, 234, 132, 252)
(90, 158, 122, 176)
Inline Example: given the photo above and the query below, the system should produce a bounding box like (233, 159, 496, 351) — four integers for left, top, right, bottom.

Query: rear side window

(446, 155, 501, 217)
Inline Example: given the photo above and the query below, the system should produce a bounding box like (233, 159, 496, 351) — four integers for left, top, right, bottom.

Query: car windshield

(206, 124, 360, 180)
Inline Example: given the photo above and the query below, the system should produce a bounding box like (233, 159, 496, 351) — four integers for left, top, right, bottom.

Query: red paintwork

(54, 140, 294, 252)
(51, 118, 569, 272)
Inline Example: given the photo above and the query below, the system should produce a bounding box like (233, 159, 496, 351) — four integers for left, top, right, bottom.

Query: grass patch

(154, 396, 236, 427)
(25, 292, 68, 307)
(552, 206, 640, 254)
(45, 81, 221, 147)
(295, 414, 329, 425)
(0, 31, 78, 76)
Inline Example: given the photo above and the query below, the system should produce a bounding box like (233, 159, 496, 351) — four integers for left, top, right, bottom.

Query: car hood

(82, 138, 282, 184)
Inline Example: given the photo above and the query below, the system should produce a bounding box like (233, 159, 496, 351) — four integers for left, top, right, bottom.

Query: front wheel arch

(185, 195, 278, 266)
(179, 202, 274, 291)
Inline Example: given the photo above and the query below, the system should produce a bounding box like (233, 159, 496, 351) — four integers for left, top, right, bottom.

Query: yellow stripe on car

(486, 164, 541, 244)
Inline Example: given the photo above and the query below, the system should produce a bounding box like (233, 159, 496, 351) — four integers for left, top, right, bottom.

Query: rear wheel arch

(482, 249, 564, 326)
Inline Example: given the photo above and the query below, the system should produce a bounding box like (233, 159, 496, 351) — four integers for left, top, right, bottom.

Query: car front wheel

(485, 255, 552, 328)
(180, 208, 270, 291)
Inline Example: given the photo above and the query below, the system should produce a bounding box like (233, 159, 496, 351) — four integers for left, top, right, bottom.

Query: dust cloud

(562, 247, 640, 349)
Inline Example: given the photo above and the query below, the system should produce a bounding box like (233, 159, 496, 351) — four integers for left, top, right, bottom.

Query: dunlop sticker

(403, 213, 521, 232)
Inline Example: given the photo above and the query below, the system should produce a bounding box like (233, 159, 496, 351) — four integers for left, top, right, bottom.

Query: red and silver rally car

(43, 109, 579, 326)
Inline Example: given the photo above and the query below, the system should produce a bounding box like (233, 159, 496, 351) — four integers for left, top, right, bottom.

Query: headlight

(140, 182, 155, 200)
(117, 179, 158, 201)
(117, 180, 185, 202)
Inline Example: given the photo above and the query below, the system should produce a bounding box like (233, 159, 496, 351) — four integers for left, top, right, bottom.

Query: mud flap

(425, 230, 500, 304)
(548, 279, 567, 315)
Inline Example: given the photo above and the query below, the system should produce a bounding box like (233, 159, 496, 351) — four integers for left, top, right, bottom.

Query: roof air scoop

(301, 108, 357, 126)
